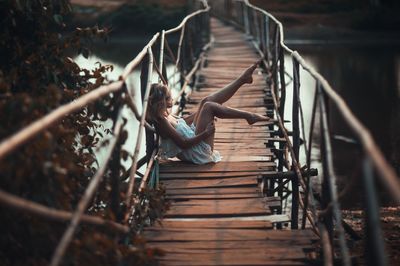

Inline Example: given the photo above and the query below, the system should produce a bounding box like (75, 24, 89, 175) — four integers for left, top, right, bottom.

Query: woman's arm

(158, 117, 214, 149)
(182, 112, 196, 125)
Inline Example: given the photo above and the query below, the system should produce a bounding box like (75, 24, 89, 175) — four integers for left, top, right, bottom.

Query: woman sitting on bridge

(147, 61, 270, 165)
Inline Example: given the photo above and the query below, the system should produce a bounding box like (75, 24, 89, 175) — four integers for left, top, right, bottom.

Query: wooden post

(264, 16, 270, 63)
(254, 10, 261, 47)
(363, 157, 388, 266)
(302, 84, 319, 229)
(259, 13, 265, 55)
(272, 24, 279, 98)
(267, 23, 279, 200)
(243, 2, 250, 35)
(159, 30, 166, 84)
(318, 85, 334, 252)
(110, 132, 122, 221)
(277, 44, 286, 216)
(140, 54, 155, 163)
(318, 84, 351, 266)
(110, 91, 124, 222)
(291, 58, 300, 229)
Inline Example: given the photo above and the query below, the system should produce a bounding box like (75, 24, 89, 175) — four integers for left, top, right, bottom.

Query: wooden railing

(0, 1, 210, 265)
(212, 0, 400, 265)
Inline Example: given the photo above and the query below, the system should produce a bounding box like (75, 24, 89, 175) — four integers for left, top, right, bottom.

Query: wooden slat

(162, 176, 257, 189)
(166, 193, 261, 200)
(154, 220, 273, 230)
(160, 171, 273, 179)
(144, 228, 318, 242)
(160, 161, 275, 173)
(166, 187, 260, 195)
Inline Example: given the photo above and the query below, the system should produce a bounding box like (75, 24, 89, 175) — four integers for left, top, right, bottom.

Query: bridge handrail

(213, 0, 399, 265)
(0, 1, 210, 266)
(244, 0, 400, 205)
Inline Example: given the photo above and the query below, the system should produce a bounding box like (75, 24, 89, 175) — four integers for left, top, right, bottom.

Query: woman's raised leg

(192, 61, 261, 124)
(205, 61, 259, 104)
(195, 102, 269, 149)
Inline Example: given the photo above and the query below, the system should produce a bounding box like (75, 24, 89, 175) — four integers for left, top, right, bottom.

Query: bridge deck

(143, 18, 318, 266)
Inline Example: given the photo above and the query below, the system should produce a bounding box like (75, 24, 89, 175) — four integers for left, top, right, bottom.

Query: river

(287, 43, 400, 207)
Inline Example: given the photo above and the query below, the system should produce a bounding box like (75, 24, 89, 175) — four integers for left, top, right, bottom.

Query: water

(284, 44, 400, 207)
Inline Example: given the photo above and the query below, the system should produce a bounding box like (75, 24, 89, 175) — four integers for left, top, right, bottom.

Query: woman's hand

(205, 121, 215, 137)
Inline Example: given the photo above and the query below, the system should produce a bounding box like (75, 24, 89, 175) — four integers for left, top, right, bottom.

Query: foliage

(96, 3, 187, 35)
(0, 0, 166, 265)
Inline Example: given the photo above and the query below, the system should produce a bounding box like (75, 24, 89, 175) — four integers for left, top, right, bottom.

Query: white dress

(159, 118, 221, 165)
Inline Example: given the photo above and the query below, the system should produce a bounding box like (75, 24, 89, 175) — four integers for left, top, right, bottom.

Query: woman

(147, 61, 270, 164)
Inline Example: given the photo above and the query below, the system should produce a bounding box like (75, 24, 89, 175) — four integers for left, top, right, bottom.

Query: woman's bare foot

(239, 60, 261, 84)
(246, 113, 270, 125)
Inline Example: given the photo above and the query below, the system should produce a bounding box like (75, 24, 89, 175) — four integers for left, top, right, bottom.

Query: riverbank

(70, 0, 187, 36)
(250, 0, 400, 44)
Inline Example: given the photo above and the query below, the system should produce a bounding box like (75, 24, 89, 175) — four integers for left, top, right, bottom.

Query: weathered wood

(154, 219, 273, 229)
(166, 193, 260, 200)
(162, 176, 258, 189)
(160, 170, 273, 179)
(166, 187, 260, 196)
(144, 228, 318, 241)
(143, 17, 318, 266)
(160, 161, 275, 172)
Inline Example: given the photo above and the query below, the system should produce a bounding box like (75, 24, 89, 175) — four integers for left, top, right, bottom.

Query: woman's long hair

(146, 83, 169, 124)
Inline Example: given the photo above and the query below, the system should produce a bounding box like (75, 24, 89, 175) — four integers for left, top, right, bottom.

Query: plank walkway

(143, 18, 318, 266)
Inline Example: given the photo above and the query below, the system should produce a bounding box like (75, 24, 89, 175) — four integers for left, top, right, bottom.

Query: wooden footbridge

(142, 18, 318, 265)
(0, 1, 400, 266)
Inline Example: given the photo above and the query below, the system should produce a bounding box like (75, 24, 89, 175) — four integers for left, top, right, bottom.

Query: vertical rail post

(277, 43, 286, 215)
(243, 2, 250, 35)
(159, 30, 166, 84)
(259, 12, 266, 55)
(272, 24, 279, 98)
(254, 10, 261, 47)
(291, 58, 300, 229)
(140, 54, 155, 164)
(318, 85, 351, 266)
(363, 157, 388, 266)
(264, 16, 270, 63)
(302, 84, 319, 229)
(110, 136, 122, 221)
(278, 46, 286, 121)
(318, 85, 333, 246)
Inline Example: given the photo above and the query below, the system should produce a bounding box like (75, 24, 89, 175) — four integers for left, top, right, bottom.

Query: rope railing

(214, 0, 400, 265)
(0, 1, 210, 265)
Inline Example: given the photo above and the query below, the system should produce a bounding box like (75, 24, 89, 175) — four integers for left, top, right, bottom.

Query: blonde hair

(147, 83, 170, 123)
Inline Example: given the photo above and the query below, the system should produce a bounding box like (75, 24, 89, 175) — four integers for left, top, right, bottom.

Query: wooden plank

(160, 161, 275, 173)
(170, 198, 268, 206)
(153, 220, 273, 230)
(143, 228, 318, 242)
(146, 240, 315, 250)
(166, 187, 260, 195)
(165, 198, 270, 217)
(162, 176, 258, 189)
(166, 193, 260, 200)
(160, 171, 273, 179)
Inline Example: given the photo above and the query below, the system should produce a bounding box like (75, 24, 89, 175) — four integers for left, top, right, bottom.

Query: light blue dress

(159, 118, 221, 165)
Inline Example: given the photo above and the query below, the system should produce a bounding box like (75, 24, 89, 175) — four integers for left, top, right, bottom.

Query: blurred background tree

(0, 1, 162, 265)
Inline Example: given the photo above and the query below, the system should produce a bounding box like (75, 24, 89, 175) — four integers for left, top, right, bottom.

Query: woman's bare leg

(195, 102, 269, 149)
(206, 61, 258, 104)
(192, 61, 260, 124)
